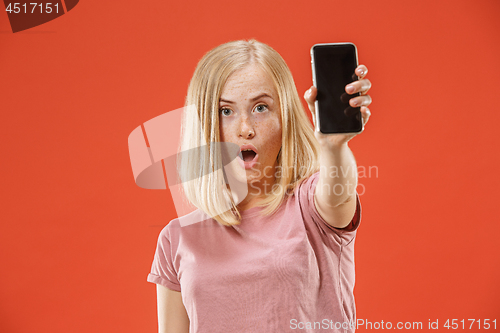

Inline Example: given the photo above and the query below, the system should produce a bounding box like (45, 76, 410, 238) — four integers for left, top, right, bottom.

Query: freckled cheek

(219, 119, 237, 142)
(266, 123, 281, 142)
(255, 118, 282, 151)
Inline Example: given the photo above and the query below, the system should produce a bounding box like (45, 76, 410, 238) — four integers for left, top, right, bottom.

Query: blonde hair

(179, 39, 319, 226)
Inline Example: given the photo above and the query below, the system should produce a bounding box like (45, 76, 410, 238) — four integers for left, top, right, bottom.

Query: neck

(237, 166, 277, 211)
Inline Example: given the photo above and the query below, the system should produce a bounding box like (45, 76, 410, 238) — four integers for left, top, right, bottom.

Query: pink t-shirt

(147, 172, 361, 332)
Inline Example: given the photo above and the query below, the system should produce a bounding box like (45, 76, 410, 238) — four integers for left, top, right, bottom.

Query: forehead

(220, 63, 277, 100)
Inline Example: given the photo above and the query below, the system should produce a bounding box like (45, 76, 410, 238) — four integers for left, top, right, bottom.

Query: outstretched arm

(304, 65, 372, 228)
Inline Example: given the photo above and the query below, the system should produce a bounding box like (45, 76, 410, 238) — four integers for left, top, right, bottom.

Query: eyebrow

(219, 93, 273, 104)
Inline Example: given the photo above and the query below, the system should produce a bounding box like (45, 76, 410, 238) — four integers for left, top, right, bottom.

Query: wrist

(315, 130, 354, 149)
(318, 140, 349, 154)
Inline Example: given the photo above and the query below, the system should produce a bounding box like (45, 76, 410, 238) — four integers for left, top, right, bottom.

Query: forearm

(304, 64, 371, 226)
(316, 141, 358, 207)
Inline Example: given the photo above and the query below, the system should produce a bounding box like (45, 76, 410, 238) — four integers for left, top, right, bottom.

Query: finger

(304, 86, 317, 112)
(304, 86, 317, 127)
(360, 106, 371, 126)
(356, 65, 368, 79)
(346, 79, 371, 95)
(349, 95, 372, 108)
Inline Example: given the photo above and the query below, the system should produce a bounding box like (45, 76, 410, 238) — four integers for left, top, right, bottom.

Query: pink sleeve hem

(313, 194, 361, 232)
(147, 273, 181, 292)
(306, 172, 362, 237)
(330, 193, 361, 232)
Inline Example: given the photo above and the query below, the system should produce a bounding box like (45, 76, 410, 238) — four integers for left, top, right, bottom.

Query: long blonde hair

(179, 39, 319, 226)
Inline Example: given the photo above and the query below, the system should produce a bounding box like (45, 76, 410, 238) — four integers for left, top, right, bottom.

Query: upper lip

(239, 144, 258, 154)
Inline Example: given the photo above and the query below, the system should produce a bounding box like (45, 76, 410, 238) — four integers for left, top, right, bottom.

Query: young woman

(147, 39, 372, 333)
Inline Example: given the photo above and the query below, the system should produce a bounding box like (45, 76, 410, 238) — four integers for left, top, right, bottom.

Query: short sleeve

(298, 172, 361, 242)
(147, 224, 181, 292)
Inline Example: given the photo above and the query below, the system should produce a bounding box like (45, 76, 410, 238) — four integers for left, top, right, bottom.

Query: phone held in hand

(311, 43, 362, 134)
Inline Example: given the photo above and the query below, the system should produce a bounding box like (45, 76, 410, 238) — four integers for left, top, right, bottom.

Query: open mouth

(240, 149, 257, 162)
(238, 145, 259, 169)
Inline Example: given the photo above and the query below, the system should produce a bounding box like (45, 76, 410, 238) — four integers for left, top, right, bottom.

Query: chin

(245, 171, 264, 183)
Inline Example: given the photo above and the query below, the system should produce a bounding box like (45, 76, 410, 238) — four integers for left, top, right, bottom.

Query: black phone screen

(312, 43, 362, 134)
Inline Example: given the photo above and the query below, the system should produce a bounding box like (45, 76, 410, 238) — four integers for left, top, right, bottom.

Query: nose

(238, 116, 255, 139)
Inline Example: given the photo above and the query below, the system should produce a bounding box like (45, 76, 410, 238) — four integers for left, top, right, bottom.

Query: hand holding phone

(310, 43, 366, 134)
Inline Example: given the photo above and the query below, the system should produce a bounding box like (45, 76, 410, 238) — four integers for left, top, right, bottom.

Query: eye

(220, 108, 233, 116)
(255, 104, 268, 113)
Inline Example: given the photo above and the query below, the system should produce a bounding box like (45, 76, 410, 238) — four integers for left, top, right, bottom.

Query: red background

(1, 0, 499, 332)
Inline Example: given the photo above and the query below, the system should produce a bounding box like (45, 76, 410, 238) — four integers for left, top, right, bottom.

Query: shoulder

(293, 171, 320, 198)
(163, 209, 214, 230)
(158, 209, 225, 243)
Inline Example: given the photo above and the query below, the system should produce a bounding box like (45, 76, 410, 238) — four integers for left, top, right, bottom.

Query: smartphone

(311, 43, 362, 134)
